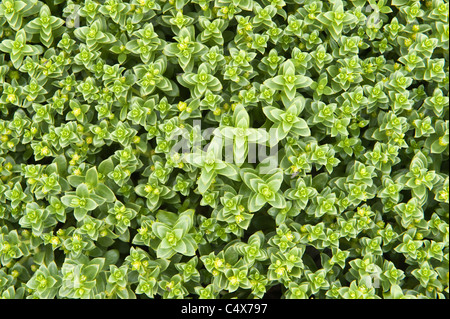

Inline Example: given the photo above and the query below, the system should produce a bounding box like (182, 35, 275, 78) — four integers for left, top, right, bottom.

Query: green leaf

(431, 139, 447, 154)
(173, 209, 195, 236)
(233, 104, 250, 129)
(83, 264, 101, 281)
(182, 236, 197, 256)
(266, 169, 283, 192)
(76, 183, 90, 198)
(283, 87, 296, 101)
(86, 167, 98, 188)
(0, 40, 13, 52)
(198, 169, 216, 194)
(85, 198, 98, 211)
(152, 222, 171, 239)
(291, 118, 310, 136)
(248, 193, 266, 212)
(269, 192, 286, 209)
(174, 239, 187, 254)
(74, 207, 88, 221)
(95, 183, 116, 203)
(241, 168, 264, 192)
(262, 106, 283, 123)
(216, 163, 240, 181)
(391, 0, 409, 5)
(156, 210, 179, 226)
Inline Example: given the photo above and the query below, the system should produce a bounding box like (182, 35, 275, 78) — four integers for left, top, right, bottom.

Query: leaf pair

(240, 167, 285, 212)
(152, 210, 198, 259)
(263, 60, 313, 104)
(25, 5, 65, 47)
(0, 29, 43, 69)
(263, 96, 310, 141)
(184, 138, 240, 194)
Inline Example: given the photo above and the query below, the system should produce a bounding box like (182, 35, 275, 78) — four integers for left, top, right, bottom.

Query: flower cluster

(0, 0, 448, 299)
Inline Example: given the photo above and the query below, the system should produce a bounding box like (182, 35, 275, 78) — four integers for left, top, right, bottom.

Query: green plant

(0, 0, 448, 300)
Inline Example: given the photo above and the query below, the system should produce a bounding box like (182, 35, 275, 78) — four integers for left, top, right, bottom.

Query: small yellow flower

(41, 146, 50, 156)
(7, 94, 16, 103)
(235, 214, 244, 224)
(177, 101, 187, 111)
(275, 266, 285, 276)
(229, 276, 238, 285)
(51, 236, 60, 246)
(72, 107, 82, 117)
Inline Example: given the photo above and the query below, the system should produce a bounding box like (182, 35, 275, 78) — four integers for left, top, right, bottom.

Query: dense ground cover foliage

(0, 0, 448, 299)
